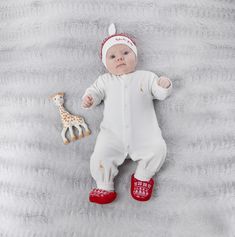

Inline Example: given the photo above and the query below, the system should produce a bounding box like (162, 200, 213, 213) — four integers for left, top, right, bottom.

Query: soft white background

(0, 0, 235, 236)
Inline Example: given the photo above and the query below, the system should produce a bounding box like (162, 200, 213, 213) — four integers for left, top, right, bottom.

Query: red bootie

(89, 188, 117, 204)
(131, 174, 154, 201)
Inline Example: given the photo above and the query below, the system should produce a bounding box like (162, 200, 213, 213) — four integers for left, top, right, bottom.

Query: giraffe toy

(50, 92, 91, 144)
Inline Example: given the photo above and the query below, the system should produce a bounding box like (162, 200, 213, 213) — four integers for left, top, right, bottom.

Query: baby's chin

(109, 67, 136, 76)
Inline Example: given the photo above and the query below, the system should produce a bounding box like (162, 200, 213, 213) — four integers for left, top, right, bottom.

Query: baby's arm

(150, 75, 173, 100)
(81, 76, 106, 109)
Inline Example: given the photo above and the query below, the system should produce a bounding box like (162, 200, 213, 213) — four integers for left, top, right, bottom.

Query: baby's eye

(124, 51, 129, 55)
(110, 55, 115, 59)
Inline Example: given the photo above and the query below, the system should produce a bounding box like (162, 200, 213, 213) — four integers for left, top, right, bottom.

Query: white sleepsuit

(83, 70, 172, 191)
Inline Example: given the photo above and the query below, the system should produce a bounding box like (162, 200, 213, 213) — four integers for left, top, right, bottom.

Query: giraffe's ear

(48, 94, 55, 100)
(49, 93, 57, 100)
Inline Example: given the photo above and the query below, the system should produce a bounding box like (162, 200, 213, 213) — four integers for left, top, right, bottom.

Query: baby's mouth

(116, 63, 126, 68)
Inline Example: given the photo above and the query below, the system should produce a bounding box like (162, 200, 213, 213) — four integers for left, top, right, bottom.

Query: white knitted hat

(100, 23, 137, 68)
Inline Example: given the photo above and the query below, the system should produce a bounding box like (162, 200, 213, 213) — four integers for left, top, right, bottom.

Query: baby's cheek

(106, 61, 116, 73)
(129, 58, 137, 69)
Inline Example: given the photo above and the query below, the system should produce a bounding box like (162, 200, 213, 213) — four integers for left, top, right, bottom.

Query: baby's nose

(117, 56, 124, 61)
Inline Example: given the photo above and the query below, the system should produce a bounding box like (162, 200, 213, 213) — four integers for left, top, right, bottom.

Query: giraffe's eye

(60, 96, 62, 98)
(54, 98, 56, 100)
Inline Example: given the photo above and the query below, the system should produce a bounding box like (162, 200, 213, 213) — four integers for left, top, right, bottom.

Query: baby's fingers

(87, 95, 93, 102)
(158, 78, 170, 88)
(82, 100, 91, 108)
(161, 81, 168, 88)
(82, 102, 91, 108)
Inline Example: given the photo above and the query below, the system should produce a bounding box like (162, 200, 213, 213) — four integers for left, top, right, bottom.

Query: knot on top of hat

(108, 23, 116, 35)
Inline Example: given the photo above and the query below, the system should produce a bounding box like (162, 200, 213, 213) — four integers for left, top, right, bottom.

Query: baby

(82, 23, 172, 204)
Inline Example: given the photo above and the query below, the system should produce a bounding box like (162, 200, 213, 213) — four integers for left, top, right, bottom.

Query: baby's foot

(130, 174, 154, 201)
(89, 188, 117, 204)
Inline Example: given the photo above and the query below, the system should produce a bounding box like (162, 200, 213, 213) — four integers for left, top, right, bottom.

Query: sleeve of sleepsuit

(82, 75, 106, 108)
(149, 73, 173, 100)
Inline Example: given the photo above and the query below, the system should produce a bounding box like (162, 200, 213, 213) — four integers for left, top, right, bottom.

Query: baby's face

(105, 44, 137, 76)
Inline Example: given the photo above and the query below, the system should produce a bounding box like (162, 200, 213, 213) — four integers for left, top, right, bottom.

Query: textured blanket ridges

(0, 0, 235, 237)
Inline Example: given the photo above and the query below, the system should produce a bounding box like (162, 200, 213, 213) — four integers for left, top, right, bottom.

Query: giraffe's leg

(69, 125, 77, 142)
(80, 122, 91, 137)
(61, 127, 69, 144)
(73, 124, 83, 140)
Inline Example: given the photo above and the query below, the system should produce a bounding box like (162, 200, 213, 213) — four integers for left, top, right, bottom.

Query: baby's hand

(157, 76, 171, 89)
(82, 95, 94, 108)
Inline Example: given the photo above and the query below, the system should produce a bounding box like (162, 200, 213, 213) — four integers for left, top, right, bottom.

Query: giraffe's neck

(59, 105, 68, 120)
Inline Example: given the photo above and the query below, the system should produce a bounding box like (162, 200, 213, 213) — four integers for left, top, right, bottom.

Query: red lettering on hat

(115, 37, 133, 46)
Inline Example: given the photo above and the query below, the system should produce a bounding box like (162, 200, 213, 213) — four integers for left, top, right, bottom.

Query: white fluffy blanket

(0, 0, 234, 236)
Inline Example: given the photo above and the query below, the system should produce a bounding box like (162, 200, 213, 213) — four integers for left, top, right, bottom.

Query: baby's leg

(129, 140, 167, 201)
(132, 140, 167, 181)
(90, 134, 126, 191)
